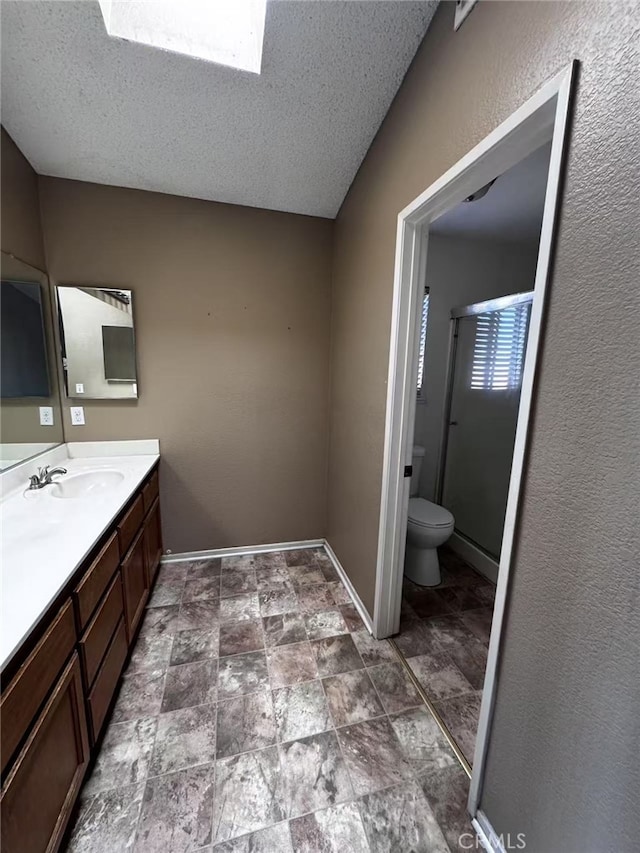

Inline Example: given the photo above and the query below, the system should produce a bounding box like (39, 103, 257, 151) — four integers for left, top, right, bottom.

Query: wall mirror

(1, 252, 64, 470)
(57, 286, 138, 400)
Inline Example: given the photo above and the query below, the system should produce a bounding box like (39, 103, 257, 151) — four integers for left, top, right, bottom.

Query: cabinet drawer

(143, 496, 163, 587)
(87, 618, 128, 743)
(121, 529, 148, 644)
(79, 575, 124, 689)
(0, 653, 89, 853)
(1, 601, 76, 776)
(117, 493, 144, 557)
(143, 469, 159, 514)
(73, 532, 120, 630)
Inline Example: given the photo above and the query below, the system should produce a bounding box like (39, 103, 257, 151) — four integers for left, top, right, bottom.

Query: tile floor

(66, 547, 477, 852)
(396, 547, 496, 766)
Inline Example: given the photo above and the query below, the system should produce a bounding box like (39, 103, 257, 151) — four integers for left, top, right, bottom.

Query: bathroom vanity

(0, 442, 162, 853)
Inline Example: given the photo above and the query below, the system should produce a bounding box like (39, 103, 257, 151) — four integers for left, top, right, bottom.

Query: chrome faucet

(28, 465, 68, 490)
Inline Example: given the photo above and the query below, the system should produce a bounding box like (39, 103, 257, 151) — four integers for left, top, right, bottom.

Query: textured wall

(39, 177, 334, 553)
(326, 1, 640, 848)
(0, 128, 46, 270)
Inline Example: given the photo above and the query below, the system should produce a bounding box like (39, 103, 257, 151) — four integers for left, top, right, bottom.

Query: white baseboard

(162, 539, 325, 564)
(322, 541, 374, 634)
(449, 532, 499, 584)
(472, 810, 507, 853)
(161, 537, 374, 637)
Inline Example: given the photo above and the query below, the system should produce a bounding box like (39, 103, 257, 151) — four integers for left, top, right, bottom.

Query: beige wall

(39, 177, 334, 553)
(1, 128, 46, 270)
(326, 1, 640, 849)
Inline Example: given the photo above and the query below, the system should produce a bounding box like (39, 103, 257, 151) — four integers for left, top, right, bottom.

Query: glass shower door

(441, 297, 532, 560)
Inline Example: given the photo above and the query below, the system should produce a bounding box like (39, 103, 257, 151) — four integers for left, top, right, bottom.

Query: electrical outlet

(70, 406, 85, 426)
(75, 383, 84, 394)
(39, 406, 54, 426)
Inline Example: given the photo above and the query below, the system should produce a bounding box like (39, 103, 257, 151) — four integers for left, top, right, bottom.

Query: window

(416, 289, 430, 398)
(471, 302, 530, 391)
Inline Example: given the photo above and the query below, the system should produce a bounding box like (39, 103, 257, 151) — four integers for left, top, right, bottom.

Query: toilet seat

(408, 498, 454, 529)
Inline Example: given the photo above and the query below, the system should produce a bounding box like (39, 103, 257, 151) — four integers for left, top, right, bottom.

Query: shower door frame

(372, 60, 577, 834)
(434, 291, 535, 566)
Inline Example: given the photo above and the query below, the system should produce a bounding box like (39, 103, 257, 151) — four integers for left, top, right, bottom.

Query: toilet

(405, 445, 455, 586)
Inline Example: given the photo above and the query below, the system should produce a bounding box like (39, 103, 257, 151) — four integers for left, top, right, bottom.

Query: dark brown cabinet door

(0, 653, 89, 853)
(121, 528, 149, 644)
(143, 496, 163, 587)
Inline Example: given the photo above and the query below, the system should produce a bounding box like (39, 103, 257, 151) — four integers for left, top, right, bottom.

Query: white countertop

(0, 440, 160, 672)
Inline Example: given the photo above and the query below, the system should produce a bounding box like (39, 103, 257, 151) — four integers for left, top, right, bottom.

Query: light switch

(39, 406, 54, 426)
(70, 406, 85, 426)
(75, 383, 84, 394)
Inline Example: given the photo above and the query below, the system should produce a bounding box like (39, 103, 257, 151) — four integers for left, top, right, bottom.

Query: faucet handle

(38, 465, 50, 477)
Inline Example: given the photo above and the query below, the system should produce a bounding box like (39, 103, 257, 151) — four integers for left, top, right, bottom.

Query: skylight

(98, 0, 267, 74)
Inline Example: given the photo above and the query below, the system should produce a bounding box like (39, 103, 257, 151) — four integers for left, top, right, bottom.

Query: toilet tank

(411, 445, 425, 496)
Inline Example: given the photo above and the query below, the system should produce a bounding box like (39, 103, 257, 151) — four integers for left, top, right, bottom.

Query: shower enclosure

(437, 292, 533, 561)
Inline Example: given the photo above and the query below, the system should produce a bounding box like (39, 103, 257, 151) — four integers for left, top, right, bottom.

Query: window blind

(416, 290, 430, 396)
(471, 303, 530, 391)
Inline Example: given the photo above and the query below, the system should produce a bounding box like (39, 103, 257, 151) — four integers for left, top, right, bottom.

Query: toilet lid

(408, 498, 454, 529)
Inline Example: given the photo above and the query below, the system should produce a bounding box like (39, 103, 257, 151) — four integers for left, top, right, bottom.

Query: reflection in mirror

(0, 253, 64, 470)
(57, 287, 138, 400)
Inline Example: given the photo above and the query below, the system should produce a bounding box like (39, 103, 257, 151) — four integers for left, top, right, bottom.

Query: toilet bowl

(404, 446, 455, 586)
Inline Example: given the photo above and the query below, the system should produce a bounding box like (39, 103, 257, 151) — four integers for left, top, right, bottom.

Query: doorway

(371, 61, 577, 836)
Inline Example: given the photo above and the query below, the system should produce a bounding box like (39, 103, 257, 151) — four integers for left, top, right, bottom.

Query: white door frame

(371, 61, 577, 820)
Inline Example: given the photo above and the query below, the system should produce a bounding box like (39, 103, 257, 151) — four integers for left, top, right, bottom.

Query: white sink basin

(50, 470, 124, 499)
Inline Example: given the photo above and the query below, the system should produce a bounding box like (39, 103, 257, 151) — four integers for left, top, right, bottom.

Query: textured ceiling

(0, 0, 437, 218)
(432, 141, 552, 243)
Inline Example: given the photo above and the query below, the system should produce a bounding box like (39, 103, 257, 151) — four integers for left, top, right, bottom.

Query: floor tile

(212, 822, 293, 852)
(219, 593, 260, 624)
(287, 565, 326, 587)
(148, 581, 185, 608)
(358, 780, 449, 853)
(337, 717, 413, 797)
(327, 581, 352, 604)
(82, 717, 157, 798)
(67, 783, 146, 853)
(389, 707, 457, 773)
(338, 603, 364, 632)
(280, 730, 353, 818)
(437, 586, 484, 613)
(134, 764, 214, 852)
(367, 663, 422, 714)
(182, 577, 221, 603)
(219, 619, 264, 657)
(310, 635, 363, 677)
(446, 636, 489, 690)
(259, 588, 298, 617)
(421, 615, 478, 653)
(304, 608, 349, 641)
(393, 619, 436, 659)
(216, 692, 276, 758)
(407, 652, 473, 701)
(220, 570, 258, 598)
(149, 704, 217, 777)
(218, 650, 270, 699)
(460, 608, 493, 645)
(139, 605, 182, 640)
(157, 562, 189, 583)
(128, 631, 174, 673)
(176, 599, 220, 632)
(161, 660, 218, 712)
(296, 583, 336, 612)
(318, 564, 340, 583)
(255, 566, 293, 592)
(266, 641, 318, 688)
(403, 586, 452, 620)
(170, 629, 219, 667)
(262, 612, 307, 648)
(323, 670, 384, 727)
(273, 680, 332, 743)
(433, 692, 483, 764)
(185, 557, 222, 579)
(289, 801, 369, 853)
(418, 763, 474, 852)
(285, 548, 323, 567)
(112, 669, 166, 723)
(212, 746, 285, 843)
(474, 584, 496, 606)
(351, 630, 396, 667)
